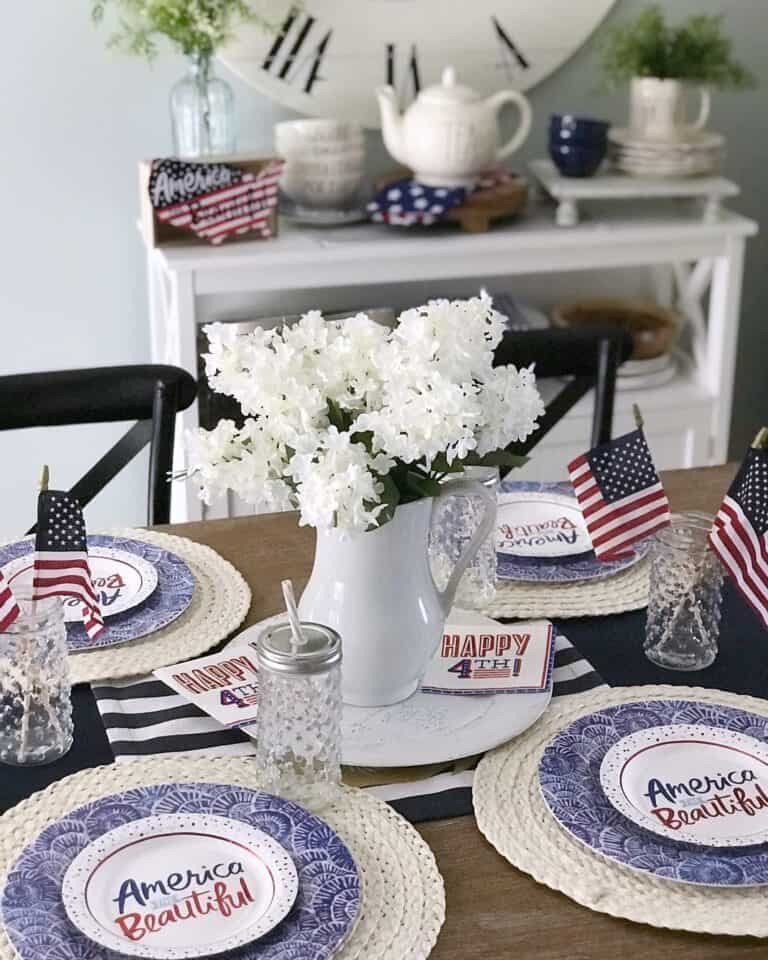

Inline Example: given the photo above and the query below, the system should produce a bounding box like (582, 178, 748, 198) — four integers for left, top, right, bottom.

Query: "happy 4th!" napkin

(421, 615, 554, 696)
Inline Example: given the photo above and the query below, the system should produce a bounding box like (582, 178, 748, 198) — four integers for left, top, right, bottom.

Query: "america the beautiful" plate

(599, 723, 768, 848)
(61, 813, 298, 959)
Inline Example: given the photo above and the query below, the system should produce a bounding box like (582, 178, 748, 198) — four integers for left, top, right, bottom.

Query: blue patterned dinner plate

(495, 480, 649, 583)
(0, 535, 194, 651)
(539, 700, 768, 886)
(0, 782, 361, 960)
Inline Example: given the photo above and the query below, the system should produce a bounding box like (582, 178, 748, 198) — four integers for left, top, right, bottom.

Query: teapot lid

(419, 66, 480, 104)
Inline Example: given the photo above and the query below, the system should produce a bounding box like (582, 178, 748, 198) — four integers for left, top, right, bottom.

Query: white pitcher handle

(488, 89, 533, 160)
(432, 478, 497, 615)
(691, 87, 711, 131)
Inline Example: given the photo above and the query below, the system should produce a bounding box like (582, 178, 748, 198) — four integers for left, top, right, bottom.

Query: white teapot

(377, 65, 532, 188)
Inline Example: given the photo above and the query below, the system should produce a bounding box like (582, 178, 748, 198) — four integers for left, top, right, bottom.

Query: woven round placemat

(474, 683, 768, 937)
(0, 757, 445, 960)
(68, 528, 251, 684)
(483, 556, 650, 620)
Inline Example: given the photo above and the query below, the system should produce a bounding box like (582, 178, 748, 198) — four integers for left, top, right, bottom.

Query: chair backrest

(493, 327, 633, 471)
(0, 365, 197, 529)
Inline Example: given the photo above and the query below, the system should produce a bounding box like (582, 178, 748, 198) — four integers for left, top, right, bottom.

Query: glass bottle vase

(170, 53, 236, 158)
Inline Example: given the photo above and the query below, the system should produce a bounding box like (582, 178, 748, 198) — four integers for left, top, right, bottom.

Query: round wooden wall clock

(220, 1, 618, 128)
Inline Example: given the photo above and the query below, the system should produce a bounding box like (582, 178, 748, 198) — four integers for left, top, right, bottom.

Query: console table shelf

(144, 202, 757, 521)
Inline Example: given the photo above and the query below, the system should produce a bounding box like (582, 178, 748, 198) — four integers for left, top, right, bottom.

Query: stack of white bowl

(275, 119, 366, 210)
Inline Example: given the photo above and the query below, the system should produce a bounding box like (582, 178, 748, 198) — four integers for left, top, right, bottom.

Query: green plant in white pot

(600, 4, 755, 142)
(90, 0, 273, 157)
(186, 295, 544, 707)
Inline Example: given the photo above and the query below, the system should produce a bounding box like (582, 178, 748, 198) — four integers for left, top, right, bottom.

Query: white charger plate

(235, 609, 553, 767)
(600, 723, 768, 848)
(61, 813, 298, 959)
(3, 546, 158, 622)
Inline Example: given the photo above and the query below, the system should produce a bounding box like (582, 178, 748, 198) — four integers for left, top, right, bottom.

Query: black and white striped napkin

(91, 631, 605, 823)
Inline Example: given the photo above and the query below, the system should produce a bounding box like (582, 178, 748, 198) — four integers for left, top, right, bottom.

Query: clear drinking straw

(281, 579, 306, 654)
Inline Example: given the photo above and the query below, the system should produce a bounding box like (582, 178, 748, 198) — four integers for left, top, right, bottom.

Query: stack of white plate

(609, 127, 724, 178)
(617, 352, 678, 390)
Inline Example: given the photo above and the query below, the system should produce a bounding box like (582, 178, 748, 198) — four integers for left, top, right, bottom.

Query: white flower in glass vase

(186, 294, 544, 707)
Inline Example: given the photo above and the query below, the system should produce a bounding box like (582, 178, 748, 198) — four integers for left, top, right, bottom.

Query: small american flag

(32, 490, 103, 640)
(0, 568, 20, 631)
(568, 428, 671, 560)
(709, 447, 768, 629)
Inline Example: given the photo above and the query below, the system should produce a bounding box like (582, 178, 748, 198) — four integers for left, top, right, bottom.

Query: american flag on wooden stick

(568, 428, 671, 560)
(32, 490, 104, 640)
(709, 444, 768, 629)
(0, 568, 20, 631)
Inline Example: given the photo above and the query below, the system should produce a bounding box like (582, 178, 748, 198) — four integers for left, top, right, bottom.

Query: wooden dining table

(3, 463, 766, 958)
(156, 462, 762, 960)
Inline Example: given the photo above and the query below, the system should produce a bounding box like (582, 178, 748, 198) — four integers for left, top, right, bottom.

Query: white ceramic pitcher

(629, 77, 710, 142)
(299, 479, 496, 707)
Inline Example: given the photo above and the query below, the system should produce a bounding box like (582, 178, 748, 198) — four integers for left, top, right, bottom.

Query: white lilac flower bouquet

(187, 294, 544, 532)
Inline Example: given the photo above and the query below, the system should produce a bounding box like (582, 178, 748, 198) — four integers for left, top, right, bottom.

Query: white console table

(144, 202, 757, 522)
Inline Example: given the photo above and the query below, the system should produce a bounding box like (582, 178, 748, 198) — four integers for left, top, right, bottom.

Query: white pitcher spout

(376, 84, 408, 167)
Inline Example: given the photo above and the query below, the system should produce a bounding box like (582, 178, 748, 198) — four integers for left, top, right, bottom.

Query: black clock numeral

(262, 5, 332, 93)
(385, 43, 421, 96)
(492, 16, 530, 70)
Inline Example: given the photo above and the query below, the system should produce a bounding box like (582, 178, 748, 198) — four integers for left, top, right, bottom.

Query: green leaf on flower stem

(429, 452, 465, 475)
(376, 473, 401, 526)
(326, 397, 349, 432)
(350, 429, 374, 452)
(463, 450, 529, 470)
(403, 472, 443, 500)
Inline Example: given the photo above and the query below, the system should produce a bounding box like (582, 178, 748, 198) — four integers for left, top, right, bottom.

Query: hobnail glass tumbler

(0, 597, 73, 765)
(644, 512, 723, 671)
(254, 622, 342, 806)
(430, 466, 499, 610)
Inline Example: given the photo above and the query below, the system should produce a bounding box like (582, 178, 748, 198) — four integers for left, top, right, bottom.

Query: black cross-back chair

(0, 365, 197, 532)
(493, 327, 633, 476)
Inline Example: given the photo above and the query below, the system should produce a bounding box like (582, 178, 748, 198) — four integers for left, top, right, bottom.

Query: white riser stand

(144, 201, 756, 521)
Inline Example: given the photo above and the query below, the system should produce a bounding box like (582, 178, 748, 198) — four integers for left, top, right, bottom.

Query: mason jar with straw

(253, 580, 342, 805)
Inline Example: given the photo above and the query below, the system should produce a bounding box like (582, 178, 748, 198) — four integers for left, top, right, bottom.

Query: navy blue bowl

(550, 113, 610, 138)
(549, 128, 608, 149)
(549, 141, 606, 178)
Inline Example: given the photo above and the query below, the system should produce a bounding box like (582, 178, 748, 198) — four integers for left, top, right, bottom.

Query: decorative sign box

(139, 154, 283, 247)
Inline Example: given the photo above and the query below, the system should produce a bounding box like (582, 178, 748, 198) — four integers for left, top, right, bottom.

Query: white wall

(0, 0, 765, 537)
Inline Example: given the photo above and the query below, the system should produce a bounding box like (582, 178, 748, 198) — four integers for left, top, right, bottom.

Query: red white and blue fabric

(150, 158, 283, 244)
(367, 178, 468, 226)
(367, 168, 518, 227)
(0, 568, 20, 631)
(568, 428, 671, 560)
(709, 447, 768, 629)
(32, 491, 104, 640)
